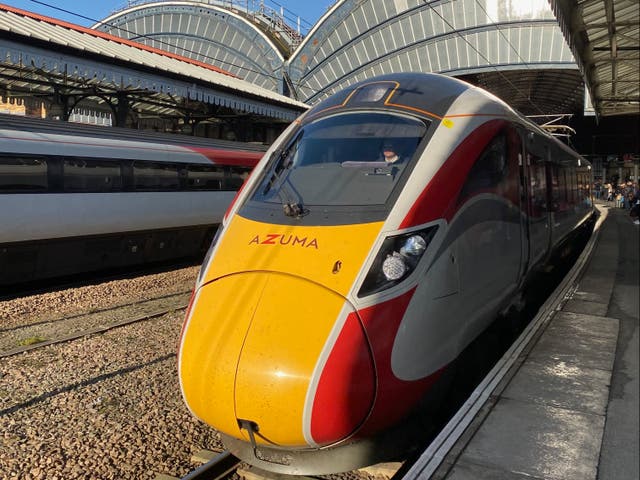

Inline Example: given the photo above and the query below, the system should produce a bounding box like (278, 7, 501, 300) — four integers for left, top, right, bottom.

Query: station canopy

(551, 0, 639, 117)
(0, 0, 636, 124)
(0, 4, 307, 123)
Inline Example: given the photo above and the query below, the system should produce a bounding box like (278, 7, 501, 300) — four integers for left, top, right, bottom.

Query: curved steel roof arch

(294, 22, 575, 104)
(95, 1, 285, 93)
(285, 0, 581, 115)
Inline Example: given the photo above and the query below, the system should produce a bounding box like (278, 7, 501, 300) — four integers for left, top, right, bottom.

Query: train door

(516, 128, 531, 284)
(524, 136, 552, 269)
(454, 128, 523, 325)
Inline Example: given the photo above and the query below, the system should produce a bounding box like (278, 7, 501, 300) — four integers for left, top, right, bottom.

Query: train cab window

(63, 158, 122, 192)
(249, 112, 428, 208)
(187, 164, 224, 190)
(133, 161, 180, 191)
(0, 156, 48, 192)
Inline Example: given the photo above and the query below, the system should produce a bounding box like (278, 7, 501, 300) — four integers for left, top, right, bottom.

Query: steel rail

(1, 303, 189, 358)
(0, 290, 192, 334)
(181, 451, 242, 480)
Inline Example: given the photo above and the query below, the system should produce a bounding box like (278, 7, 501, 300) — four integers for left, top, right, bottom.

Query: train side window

(459, 134, 508, 198)
(548, 164, 560, 211)
(0, 156, 48, 192)
(227, 166, 251, 190)
(133, 161, 180, 191)
(187, 164, 224, 190)
(528, 154, 547, 213)
(63, 158, 122, 192)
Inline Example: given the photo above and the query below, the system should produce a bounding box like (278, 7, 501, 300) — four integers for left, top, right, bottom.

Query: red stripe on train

(355, 288, 444, 435)
(400, 120, 506, 228)
(186, 146, 264, 166)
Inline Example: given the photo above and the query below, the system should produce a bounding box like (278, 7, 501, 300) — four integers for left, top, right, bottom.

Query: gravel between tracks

(0, 266, 220, 480)
(0, 267, 380, 480)
(0, 266, 199, 329)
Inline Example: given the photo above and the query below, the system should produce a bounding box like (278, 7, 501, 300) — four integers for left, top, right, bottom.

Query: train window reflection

(252, 112, 428, 207)
(228, 166, 251, 190)
(63, 158, 122, 192)
(459, 134, 508, 199)
(187, 164, 224, 190)
(0, 156, 48, 191)
(529, 153, 548, 216)
(133, 161, 179, 191)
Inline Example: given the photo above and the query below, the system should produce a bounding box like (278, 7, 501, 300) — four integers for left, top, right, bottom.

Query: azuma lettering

(249, 234, 319, 249)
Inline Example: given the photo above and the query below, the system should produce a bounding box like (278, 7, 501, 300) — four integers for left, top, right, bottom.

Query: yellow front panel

(203, 215, 384, 296)
(179, 274, 269, 436)
(182, 215, 383, 446)
(234, 272, 351, 446)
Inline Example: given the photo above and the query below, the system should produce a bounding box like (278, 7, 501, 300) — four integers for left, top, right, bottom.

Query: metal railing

(119, 0, 306, 44)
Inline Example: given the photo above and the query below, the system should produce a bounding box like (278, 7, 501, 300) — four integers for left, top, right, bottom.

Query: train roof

(303, 72, 585, 160)
(0, 113, 267, 153)
(0, 113, 266, 165)
(303, 73, 471, 122)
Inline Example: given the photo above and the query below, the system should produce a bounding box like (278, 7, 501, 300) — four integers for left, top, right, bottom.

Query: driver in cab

(381, 142, 401, 164)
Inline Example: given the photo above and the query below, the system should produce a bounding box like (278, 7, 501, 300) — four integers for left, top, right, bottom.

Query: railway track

(175, 449, 403, 480)
(0, 284, 220, 479)
(179, 451, 241, 480)
(0, 260, 199, 302)
(1, 291, 191, 357)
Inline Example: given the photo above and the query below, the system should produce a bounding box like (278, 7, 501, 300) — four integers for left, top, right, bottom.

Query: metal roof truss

(0, 38, 300, 121)
(551, 0, 639, 117)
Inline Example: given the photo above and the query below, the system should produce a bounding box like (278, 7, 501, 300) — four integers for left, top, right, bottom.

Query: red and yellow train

(178, 73, 593, 474)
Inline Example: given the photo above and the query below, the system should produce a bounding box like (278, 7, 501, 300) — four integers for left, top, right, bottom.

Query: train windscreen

(249, 112, 428, 212)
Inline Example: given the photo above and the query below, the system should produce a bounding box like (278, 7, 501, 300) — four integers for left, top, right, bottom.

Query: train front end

(178, 75, 469, 474)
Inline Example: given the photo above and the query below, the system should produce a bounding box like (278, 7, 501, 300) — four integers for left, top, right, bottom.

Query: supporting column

(114, 93, 130, 127)
(47, 91, 72, 121)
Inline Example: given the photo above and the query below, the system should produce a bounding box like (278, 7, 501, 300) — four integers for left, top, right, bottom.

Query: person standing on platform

(628, 182, 640, 224)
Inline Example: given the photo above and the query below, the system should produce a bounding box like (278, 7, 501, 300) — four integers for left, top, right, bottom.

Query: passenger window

(133, 161, 179, 190)
(63, 158, 122, 192)
(529, 155, 548, 214)
(227, 166, 251, 190)
(0, 156, 48, 192)
(187, 164, 224, 190)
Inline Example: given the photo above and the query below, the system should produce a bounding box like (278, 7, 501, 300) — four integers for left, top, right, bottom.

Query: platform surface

(436, 204, 639, 480)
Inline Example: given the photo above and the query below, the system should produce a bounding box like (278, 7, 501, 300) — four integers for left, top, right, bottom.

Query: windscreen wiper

(261, 148, 285, 196)
(280, 178, 309, 218)
(262, 130, 301, 195)
(260, 132, 309, 218)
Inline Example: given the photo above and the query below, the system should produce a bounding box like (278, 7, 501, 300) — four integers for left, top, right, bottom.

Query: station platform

(402, 203, 639, 480)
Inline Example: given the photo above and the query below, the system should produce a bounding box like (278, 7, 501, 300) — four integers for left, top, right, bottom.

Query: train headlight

(382, 252, 408, 280)
(400, 235, 427, 256)
(359, 227, 438, 297)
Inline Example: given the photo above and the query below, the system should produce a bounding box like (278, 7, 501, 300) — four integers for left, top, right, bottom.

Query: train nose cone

(179, 272, 375, 448)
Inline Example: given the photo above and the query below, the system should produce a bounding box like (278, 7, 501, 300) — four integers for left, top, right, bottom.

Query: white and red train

(178, 73, 594, 473)
(0, 114, 265, 287)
